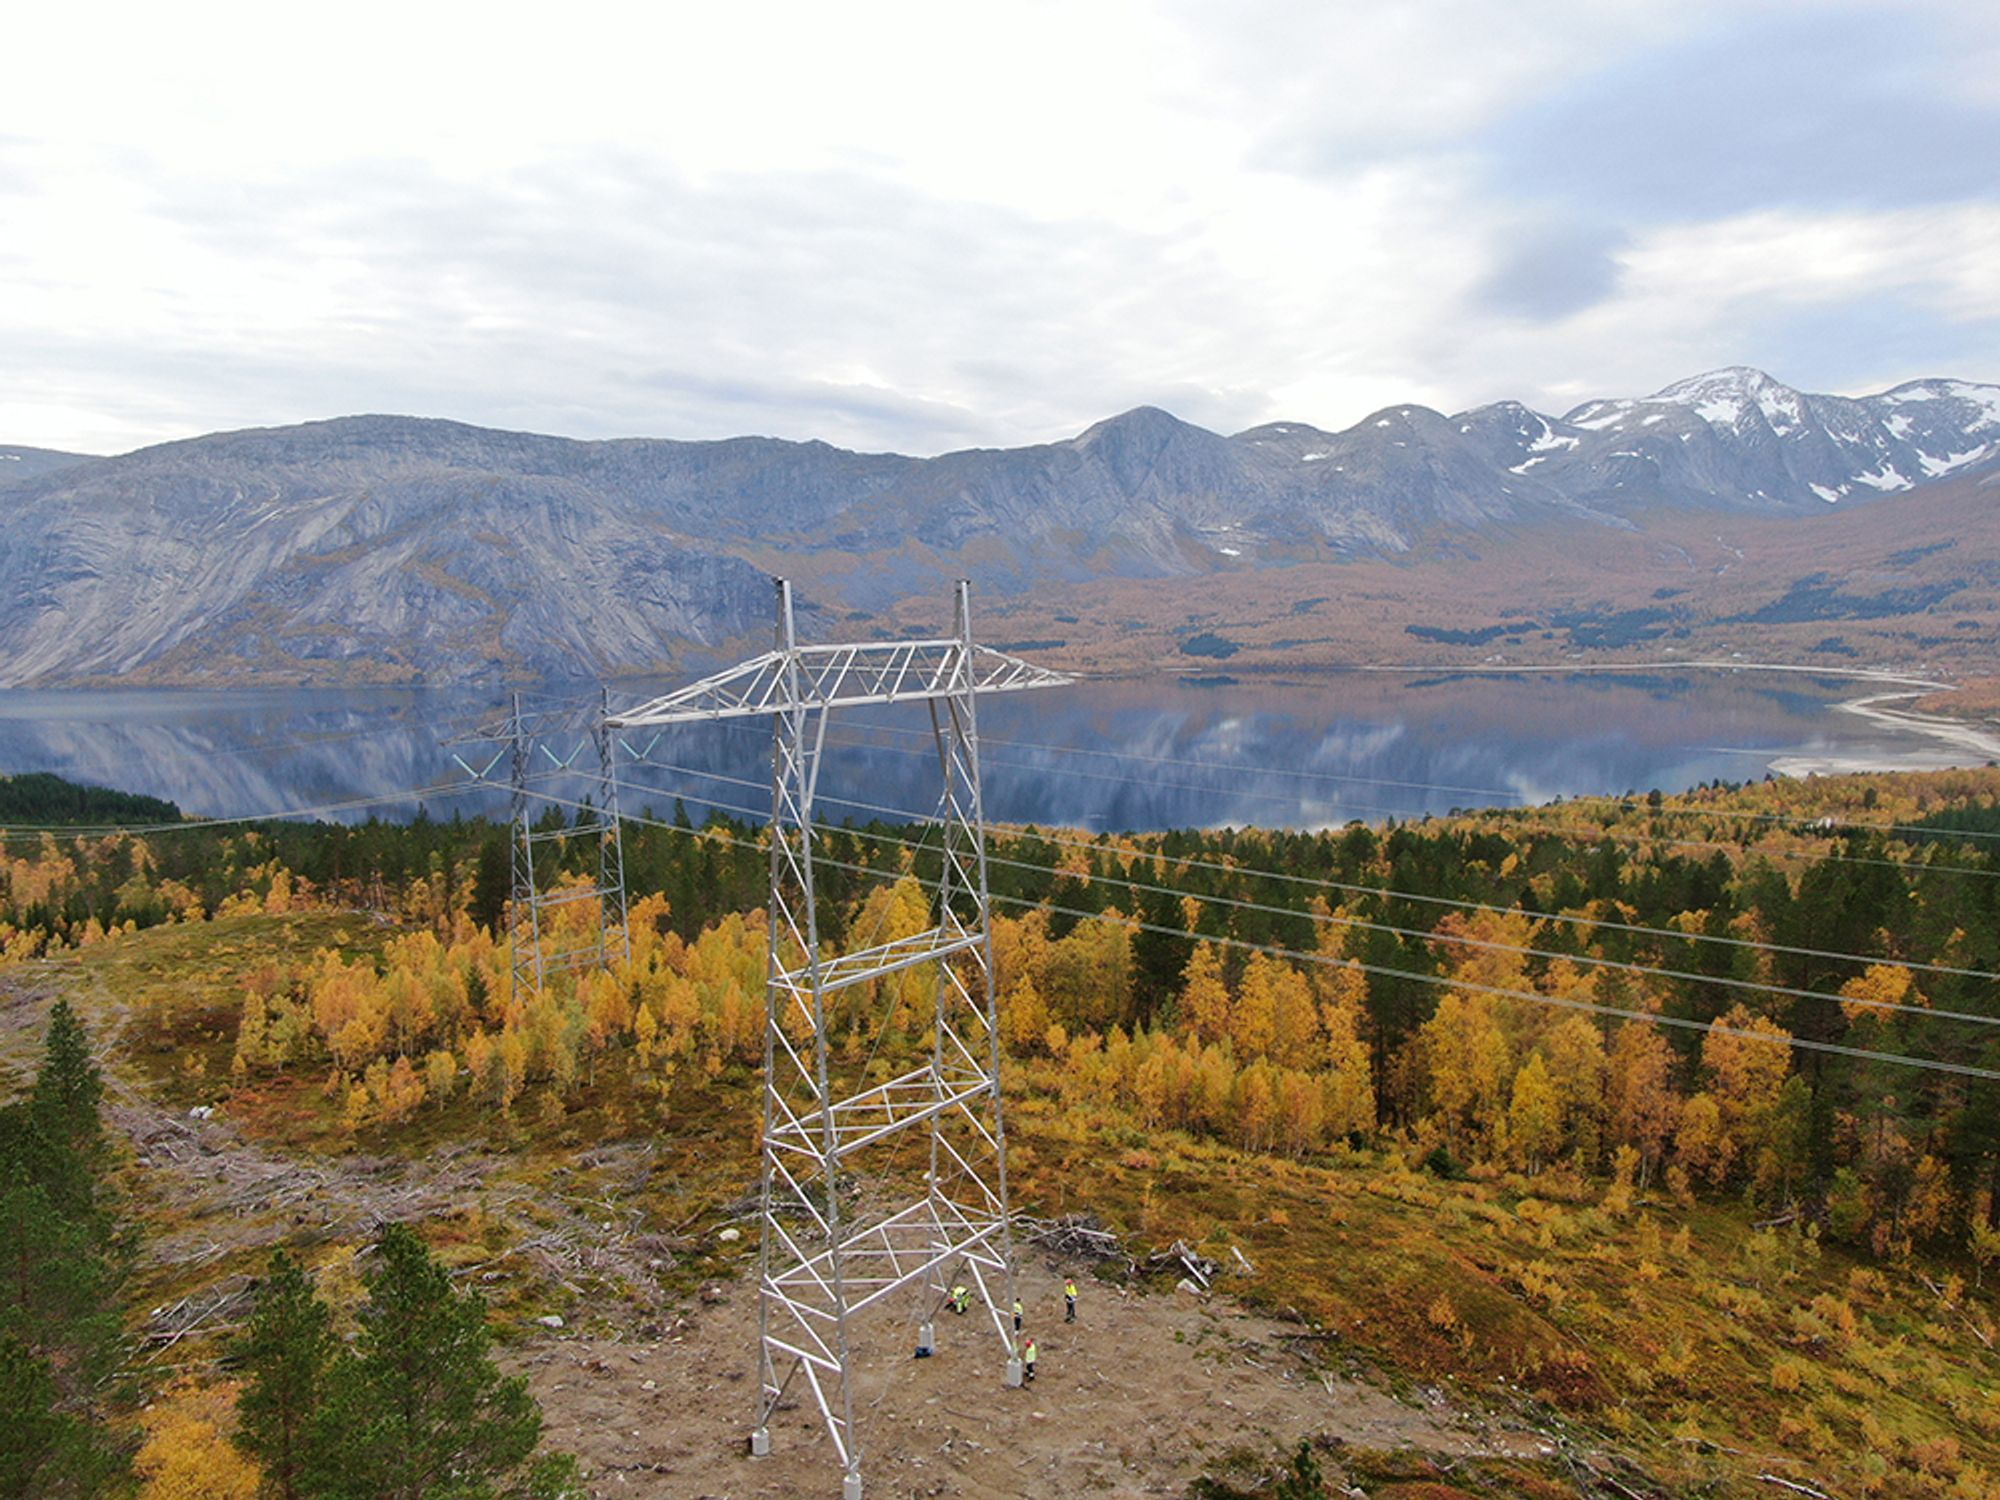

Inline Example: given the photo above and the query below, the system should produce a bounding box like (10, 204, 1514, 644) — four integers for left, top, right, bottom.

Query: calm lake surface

(0, 670, 1979, 832)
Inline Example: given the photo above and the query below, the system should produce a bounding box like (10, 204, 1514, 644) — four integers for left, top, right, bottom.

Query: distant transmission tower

(451, 690, 629, 1004)
(610, 579, 1066, 1499)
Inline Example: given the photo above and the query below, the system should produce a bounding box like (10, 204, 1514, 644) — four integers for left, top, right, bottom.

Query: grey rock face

(0, 370, 1994, 686)
(0, 445, 96, 490)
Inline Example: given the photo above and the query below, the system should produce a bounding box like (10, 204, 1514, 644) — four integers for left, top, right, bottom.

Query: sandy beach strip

(1769, 689, 2000, 778)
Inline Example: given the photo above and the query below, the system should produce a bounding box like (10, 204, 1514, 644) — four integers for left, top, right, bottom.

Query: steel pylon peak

(617, 577, 1066, 1498)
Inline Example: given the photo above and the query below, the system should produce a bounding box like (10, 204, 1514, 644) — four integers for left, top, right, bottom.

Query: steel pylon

(448, 690, 630, 1006)
(611, 578, 1066, 1498)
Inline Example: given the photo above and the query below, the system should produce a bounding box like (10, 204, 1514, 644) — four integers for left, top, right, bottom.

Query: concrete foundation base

(749, 1427, 770, 1458)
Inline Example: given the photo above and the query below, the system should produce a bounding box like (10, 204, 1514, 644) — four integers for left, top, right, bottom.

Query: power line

(16, 721, 1979, 1024)
(612, 754, 2000, 988)
(0, 780, 489, 842)
(1001, 896, 2000, 1082)
(722, 716, 2000, 880)
(521, 787, 2000, 1084)
(769, 707, 2000, 850)
(817, 717, 1530, 804)
(549, 775, 2000, 1035)
(850, 715, 2000, 848)
(666, 780, 2000, 1029)
(648, 714, 1507, 823)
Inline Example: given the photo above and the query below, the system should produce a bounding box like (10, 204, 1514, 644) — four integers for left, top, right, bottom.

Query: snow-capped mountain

(1457, 366, 2000, 513)
(0, 367, 1992, 685)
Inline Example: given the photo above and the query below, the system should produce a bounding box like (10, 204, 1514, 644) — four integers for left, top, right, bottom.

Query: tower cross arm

(608, 641, 1070, 728)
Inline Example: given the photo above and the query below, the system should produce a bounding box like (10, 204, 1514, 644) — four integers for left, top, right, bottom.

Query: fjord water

(0, 670, 1974, 832)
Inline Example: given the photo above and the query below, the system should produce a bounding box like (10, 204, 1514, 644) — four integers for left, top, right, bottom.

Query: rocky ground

(513, 1251, 1551, 1499)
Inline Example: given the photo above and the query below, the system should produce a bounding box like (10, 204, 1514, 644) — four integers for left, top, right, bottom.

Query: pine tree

(0, 1331, 112, 1499)
(1273, 1438, 1326, 1499)
(0, 1155, 120, 1376)
(235, 1251, 336, 1500)
(307, 1223, 577, 1500)
(0, 1005, 124, 1496)
(470, 836, 511, 935)
(30, 999, 103, 1161)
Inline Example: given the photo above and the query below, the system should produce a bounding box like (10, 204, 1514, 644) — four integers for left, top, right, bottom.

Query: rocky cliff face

(0, 445, 94, 490)
(1, 369, 1994, 686)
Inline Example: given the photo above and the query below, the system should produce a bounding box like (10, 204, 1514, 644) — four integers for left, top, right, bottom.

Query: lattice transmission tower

(610, 578, 1066, 1499)
(449, 690, 629, 1004)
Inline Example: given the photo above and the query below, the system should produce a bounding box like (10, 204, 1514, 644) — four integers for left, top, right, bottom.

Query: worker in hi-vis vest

(1012, 1296, 1024, 1331)
(1064, 1277, 1077, 1323)
(1022, 1337, 1038, 1382)
(950, 1284, 969, 1315)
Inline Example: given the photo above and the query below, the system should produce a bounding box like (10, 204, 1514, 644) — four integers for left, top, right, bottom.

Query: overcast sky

(5, 0, 1997, 456)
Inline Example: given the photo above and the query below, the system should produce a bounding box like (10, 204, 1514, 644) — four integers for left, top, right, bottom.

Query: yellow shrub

(1654, 1342, 1696, 1386)
(1910, 1436, 1962, 1479)
(1516, 1260, 1567, 1311)
(1809, 1293, 1860, 1344)
(1774, 1412, 1837, 1456)
(135, 1380, 260, 1500)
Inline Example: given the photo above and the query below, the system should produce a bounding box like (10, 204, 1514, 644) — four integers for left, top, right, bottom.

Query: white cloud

(1618, 206, 2000, 323)
(0, 0, 1995, 453)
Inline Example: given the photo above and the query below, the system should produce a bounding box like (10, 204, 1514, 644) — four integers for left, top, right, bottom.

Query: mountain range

(1, 366, 1995, 686)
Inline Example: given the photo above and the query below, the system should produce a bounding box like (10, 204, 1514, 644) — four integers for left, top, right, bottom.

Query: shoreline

(1355, 658, 1956, 691)
(1768, 689, 2000, 779)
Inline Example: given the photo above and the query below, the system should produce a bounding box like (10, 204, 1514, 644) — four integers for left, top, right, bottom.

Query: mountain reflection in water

(0, 671, 1969, 832)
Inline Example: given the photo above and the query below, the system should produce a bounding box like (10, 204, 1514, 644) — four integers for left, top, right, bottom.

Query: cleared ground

(516, 1255, 1547, 1498)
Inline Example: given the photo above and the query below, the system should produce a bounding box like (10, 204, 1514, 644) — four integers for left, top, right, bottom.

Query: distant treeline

(0, 771, 181, 826)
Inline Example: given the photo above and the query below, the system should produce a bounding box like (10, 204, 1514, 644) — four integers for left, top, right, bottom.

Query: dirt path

(517, 1256, 1549, 1499)
(1, 964, 665, 1354)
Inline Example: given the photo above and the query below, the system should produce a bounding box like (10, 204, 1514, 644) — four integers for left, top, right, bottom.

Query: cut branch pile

(1018, 1213, 1127, 1266)
(1147, 1239, 1221, 1290)
(142, 1275, 257, 1352)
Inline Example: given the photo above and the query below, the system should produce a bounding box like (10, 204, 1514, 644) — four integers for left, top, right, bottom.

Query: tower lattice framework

(449, 690, 630, 1006)
(610, 578, 1065, 1499)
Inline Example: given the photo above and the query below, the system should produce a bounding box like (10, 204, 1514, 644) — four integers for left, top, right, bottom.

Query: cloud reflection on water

(0, 670, 1968, 834)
